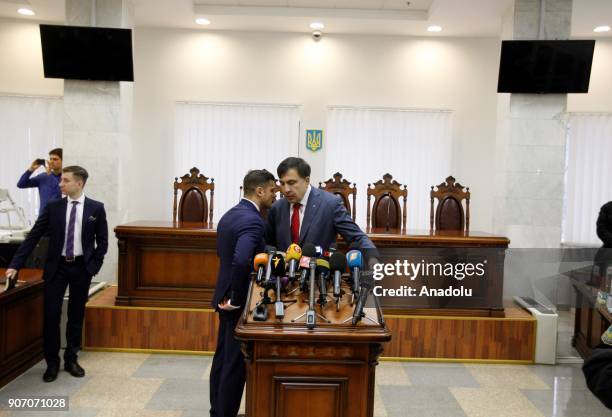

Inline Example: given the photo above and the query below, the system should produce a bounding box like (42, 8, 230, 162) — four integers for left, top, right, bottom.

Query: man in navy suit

(210, 169, 277, 417)
(5, 166, 108, 382)
(266, 157, 377, 257)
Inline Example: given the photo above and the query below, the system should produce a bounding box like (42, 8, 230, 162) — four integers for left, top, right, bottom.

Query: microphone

(306, 256, 317, 329)
(316, 258, 330, 307)
(329, 251, 347, 298)
(352, 271, 375, 325)
(270, 252, 287, 319)
(263, 246, 277, 285)
(253, 246, 277, 322)
(253, 253, 269, 285)
(346, 250, 363, 303)
(299, 243, 316, 292)
(285, 243, 302, 282)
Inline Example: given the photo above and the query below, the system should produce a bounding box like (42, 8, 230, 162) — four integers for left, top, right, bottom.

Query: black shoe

(43, 363, 59, 382)
(64, 361, 85, 377)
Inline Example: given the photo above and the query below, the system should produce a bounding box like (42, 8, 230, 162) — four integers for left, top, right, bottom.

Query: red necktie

(291, 203, 302, 243)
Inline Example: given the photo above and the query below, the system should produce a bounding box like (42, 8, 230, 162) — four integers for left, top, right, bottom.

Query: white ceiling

(0, 0, 610, 38)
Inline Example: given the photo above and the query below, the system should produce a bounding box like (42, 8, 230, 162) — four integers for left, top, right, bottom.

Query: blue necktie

(66, 201, 78, 258)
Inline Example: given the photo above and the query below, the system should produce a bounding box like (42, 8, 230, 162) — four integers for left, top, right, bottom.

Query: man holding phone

(17, 148, 63, 216)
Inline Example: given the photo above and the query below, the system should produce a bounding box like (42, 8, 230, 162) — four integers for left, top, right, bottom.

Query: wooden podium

(235, 280, 391, 417)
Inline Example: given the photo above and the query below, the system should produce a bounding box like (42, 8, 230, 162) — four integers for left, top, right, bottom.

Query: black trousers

(43, 258, 92, 366)
(209, 309, 245, 417)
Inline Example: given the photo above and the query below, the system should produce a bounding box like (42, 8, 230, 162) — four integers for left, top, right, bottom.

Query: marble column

(496, 0, 572, 248)
(62, 0, 134, 283)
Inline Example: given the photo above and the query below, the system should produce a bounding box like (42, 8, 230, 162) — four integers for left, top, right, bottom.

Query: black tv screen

(40, 24, 134, 82)
(497, 40, 595, 93)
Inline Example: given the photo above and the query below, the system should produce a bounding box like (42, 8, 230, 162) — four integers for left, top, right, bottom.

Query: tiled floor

(1, 351, 611, 417)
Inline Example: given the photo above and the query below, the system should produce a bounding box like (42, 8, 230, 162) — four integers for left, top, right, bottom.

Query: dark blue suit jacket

(212, 199, 266, 309)
(265, 186, 377, 253)
(9, 197, 108, 280)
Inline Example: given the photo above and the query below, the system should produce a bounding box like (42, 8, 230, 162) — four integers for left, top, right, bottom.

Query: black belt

(61, 256, 84, 263)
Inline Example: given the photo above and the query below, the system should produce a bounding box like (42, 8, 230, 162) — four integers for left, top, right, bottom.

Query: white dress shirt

(290, 185, 311, 236)
(243, 198, 260, 212)
(61, 193, 85, 257)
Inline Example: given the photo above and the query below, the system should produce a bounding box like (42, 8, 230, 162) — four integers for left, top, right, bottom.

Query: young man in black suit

(5, 166, 108, 382)
(210, 169, 277, 417)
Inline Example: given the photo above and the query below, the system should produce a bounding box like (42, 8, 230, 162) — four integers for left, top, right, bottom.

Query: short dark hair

(63, 166, 89, 185)
(49, 148, 62, 159)
(277, 157, 311, 179)
(243, 169, 275, 195)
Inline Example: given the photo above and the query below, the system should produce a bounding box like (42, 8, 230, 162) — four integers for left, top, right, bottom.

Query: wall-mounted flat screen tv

(40, 24, 134, 82)
(497, 40, 595, 93)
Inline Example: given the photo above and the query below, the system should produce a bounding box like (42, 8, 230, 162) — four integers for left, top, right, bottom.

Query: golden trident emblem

(306, 130, 322, 152)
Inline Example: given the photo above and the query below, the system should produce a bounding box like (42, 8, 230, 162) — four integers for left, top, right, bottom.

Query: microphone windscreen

(271, 253, 286, 276)
(346, 250, 363, 269)
(329, 251, 347, 271)
(299, 256, 311, 269)
(315, 258, 330, 272)
(302, 243, 316, 257)
(254, 253, 268, 270)
(286, 243, 302, 260)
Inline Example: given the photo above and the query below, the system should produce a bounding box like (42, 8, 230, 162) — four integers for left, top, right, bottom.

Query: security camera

(312, 30, 322, 41)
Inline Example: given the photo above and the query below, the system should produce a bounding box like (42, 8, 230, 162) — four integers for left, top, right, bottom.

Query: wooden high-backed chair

(319, 172, 357, 220)
(173, 167, 215, 224)
(366, 173, 407, 231)
(430, 175, 470, 232)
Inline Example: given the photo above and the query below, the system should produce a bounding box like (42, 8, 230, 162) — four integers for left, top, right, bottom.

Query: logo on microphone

(272, 255, 282, 268)
(306, 130, 323, 152)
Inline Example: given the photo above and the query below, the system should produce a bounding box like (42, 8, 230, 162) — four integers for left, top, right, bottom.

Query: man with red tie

(265, 157, 376, 254)
(5, 166, 108, 382)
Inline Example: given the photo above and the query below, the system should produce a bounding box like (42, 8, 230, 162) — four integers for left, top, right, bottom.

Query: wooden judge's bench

(84, 222, 533, 363)
(114, 221, 509, 316)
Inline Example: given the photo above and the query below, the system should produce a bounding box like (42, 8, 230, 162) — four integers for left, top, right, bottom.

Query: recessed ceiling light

(17, 8, 35, 16)
(195, 17, 210, 26)
(427, 25, 442, 32)
(594, 25, 610, 33)
(310, 22, 325, 30)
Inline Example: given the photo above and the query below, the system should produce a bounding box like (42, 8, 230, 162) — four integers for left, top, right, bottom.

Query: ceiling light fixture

(310, 22, 324, 30)
(427, 25, 442, 32)
(594, 25, 610, 33)
(195, 17, 211, 26)
(17, 8, 35, 16)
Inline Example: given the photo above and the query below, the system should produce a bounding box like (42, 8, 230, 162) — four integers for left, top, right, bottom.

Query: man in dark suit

(266, 157, 377, 257)
(210, 169, 277, 417)
(5, 166, 108, 382)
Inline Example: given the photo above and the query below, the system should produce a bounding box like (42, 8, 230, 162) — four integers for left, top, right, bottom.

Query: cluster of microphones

(251, 243, 384, 329)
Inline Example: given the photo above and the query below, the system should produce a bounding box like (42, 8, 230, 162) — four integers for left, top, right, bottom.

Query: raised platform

(84, 286, 536, 363)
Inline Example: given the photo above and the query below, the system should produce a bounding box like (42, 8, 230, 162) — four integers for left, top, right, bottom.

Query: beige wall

(0, 19, 62, 96)
(568, 39, 612, 112)
(131, 28, 501, 230)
